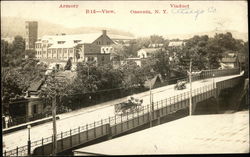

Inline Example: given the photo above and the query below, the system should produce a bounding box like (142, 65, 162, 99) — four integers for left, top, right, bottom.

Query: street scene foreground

(74, 110, 249, 155)
(3, 72, 244, 151)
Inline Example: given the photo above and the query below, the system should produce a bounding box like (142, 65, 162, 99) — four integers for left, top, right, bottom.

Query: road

(2, 73, 243, 152)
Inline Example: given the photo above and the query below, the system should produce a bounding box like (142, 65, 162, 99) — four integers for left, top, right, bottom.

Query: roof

(144, 74, 163, 88)
(73, 111, 249, 155)
(27, 79, 44, 92)
(39, 33, 102, 49)
(169, 41, 184, 47)
(138, 48, 161, 53)
(54, 71, 77, 81)
(108, 34, 135, 40)
(221, 57, 237, 63)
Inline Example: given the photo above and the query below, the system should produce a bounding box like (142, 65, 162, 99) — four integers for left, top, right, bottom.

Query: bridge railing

(3, 83, 217, 156)
(3, 68, 241, 156)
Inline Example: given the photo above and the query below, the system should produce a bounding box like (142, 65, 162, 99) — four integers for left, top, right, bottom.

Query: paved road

(2, 73, 243, 152)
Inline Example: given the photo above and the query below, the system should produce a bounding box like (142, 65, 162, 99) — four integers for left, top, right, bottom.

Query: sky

(1, 1, 248, 37)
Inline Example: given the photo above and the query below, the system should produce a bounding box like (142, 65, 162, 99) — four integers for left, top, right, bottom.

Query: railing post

(127, 112, 129, 129)
(16, 146, 18, 156)
(4, 150, 6, 157)
(137, 107, 139, 125)
(94, 121, 96, 138)
(101, 119, 103, 135)
(70, 129, 72, 147)
(86, 124, 88, 141)
(42, 137, 44, 155)
(61, 132, 63, 151)
(114, 115, 117, 135)
(142, 106, 145, 123)
(132, 110, 135, 128)
(78, 126, 81, 143)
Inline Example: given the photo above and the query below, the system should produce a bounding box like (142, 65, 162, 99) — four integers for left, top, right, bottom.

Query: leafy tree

(149, 35, 165, 44)
(64, 57, 73, 70)
(151, 49, 171, 80)
(25, 49, 36, 58)
(1, 36, 26, 67)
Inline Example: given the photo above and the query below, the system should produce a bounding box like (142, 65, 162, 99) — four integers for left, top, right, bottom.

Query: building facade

(25, 21, 38, 50)
(35, 30, 115, 65)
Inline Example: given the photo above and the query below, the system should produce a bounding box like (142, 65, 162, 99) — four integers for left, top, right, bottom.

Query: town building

(137, 48, 161, 58)
(220, 51, 241, 69)
(35, 30, 115, 66)
(168, 41, 185, 47)
(25, 21, 38, 50)
(220, 57, 240, 69)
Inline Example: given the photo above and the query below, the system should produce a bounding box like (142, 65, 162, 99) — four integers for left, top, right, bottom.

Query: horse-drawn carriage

(174, 80, 187, 90)
(115, 96, 143, 115)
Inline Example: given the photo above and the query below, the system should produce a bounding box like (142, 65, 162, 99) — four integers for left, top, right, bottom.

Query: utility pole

(189, 60, 193, 116)
(52, 96, 57, 156)
(149, 80, 152, 127)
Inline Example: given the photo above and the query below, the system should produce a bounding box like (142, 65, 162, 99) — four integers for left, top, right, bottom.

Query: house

(137, 48, 161, 58)
(144, 74, 163, 89)
(108, 34, 134, 45)
(25, 79, 45, 117)
(220, 57, 239, 69)
(148, 43, 164, 48)
(35, 30, 115, 66)
(168, 41, 185, 47)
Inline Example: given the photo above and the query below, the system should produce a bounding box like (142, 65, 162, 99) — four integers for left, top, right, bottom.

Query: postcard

(1, 0, 249, 156)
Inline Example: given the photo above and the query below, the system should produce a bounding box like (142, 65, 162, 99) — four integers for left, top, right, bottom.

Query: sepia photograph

(1, 0, 249, 156)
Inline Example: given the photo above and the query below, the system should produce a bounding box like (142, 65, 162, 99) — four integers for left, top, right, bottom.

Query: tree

(151, 49, 171, 80)
(64, 57, 73, 70)
(25, 49, 36, 58)
(149, 35, 165, 44)
(1, 36, 26, 67)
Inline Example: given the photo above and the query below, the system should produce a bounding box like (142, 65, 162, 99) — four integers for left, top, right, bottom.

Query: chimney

(102, 30, 107, 35)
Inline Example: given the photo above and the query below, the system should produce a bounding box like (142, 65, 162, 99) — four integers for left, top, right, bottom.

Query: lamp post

(189, 60, 193, 116)
(27, 125, 31, 155)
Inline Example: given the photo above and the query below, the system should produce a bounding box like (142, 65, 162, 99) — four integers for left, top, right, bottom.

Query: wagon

(174, 80, 187, 90)
(115, 96, 143, 115)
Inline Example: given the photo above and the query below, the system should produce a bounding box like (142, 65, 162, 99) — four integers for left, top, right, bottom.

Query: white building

(35, 30, 115, 64)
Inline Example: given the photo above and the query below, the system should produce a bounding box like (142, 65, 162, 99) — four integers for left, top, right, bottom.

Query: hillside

(1, 17, 135, 38)
(165, 30, 248, 41)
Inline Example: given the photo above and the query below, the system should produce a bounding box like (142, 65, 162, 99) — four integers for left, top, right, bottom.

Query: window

(58, 41, 65, 44)
(64, 49, 67, 54)
(74, 40, 81, 43)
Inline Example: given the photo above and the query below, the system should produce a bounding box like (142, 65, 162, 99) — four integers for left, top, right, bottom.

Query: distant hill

(1, 17, 135, 38)
(165, 30, 248, 42)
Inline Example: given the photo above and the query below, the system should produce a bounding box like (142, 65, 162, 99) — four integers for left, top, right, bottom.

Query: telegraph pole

(52, 96, 57, 156)
(189, 60, 193, 116)
(149, 81, 152, 127)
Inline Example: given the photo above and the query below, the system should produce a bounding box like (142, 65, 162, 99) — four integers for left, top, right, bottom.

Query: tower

(25, 21, 38, 50)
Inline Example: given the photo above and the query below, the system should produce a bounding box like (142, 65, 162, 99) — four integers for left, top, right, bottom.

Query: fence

(3, 68, 242, 156)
